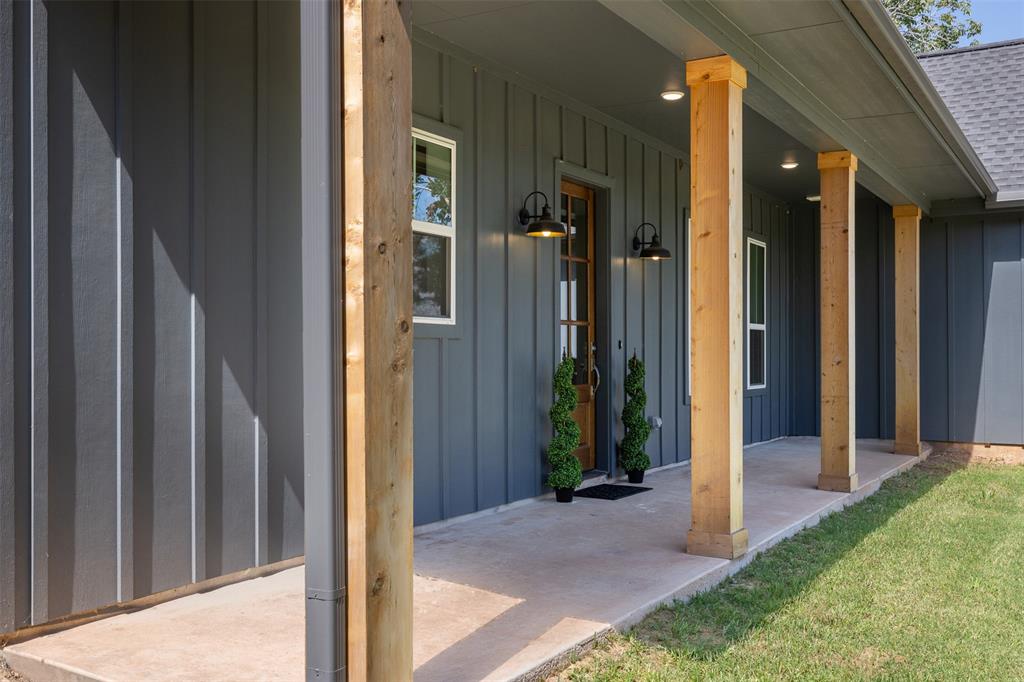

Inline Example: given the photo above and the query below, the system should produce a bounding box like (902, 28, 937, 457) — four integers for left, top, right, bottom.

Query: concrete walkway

(4, 438, 921, 682)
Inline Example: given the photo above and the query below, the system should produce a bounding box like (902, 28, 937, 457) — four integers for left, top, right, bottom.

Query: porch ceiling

(411, 0, 823, 203)
(602, 0, 996, 210)
(413, 0, 996, 211)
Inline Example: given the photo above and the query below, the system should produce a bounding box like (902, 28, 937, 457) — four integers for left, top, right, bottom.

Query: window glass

(747, 239, 767, 388)
(749, 242, 765, 325)
(749, 328, 765, 388)
(413, 233, 451, 319)
(413, 137, 452, 226)
(412, 129, 456, 324)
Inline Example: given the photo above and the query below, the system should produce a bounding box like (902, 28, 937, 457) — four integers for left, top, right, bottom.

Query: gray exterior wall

(0, 0, 303, 633)
(410, 36, 799, 526)
(921, 209, 1024, 444)
(788, 195, 897, 440)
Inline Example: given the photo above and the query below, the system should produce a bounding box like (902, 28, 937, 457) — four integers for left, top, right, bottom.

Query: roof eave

(839, 0, 998, 202)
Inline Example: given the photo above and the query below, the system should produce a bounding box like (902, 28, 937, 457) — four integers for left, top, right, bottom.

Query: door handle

(591, 362, 601, 396)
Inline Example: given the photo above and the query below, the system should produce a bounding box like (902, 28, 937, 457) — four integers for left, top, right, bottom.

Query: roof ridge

(917, 38, 1024, 59)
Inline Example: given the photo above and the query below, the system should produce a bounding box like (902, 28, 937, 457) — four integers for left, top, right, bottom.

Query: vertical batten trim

(189, 1, 208, 583)
(657, 152, 665, 460)
(532, 93, 541, 490)
(439, 340, 449, 518)
(945, 221, 955, 439)
(473, 66, 482, 512)
(115, 0, 136, 602)
(551, 104, 558, 405)
(254, 0, 270, 567)
(504, 82, 513, 503)
(29, 0, 49, 624)
(441, 53, 451, 125)
(980, 217, 990, 437)
(0, 0, 15, 632)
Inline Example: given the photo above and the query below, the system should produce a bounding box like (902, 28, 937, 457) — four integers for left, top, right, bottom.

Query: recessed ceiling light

(660, 90, 685, 101)
(781, 161, 799, 170)
(806, 194, 821, 202)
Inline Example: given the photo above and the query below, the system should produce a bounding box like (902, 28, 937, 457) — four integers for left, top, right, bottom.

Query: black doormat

(573, 483, 652, 500)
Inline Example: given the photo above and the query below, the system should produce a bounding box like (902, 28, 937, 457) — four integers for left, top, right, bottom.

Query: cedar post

(685, 55, 749, 560)
(893, 204, 922, 456)
(818, 151, 859, 492)
(343, 0, 414, 679)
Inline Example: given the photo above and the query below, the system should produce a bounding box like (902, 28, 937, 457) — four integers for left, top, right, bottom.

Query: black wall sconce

(632, 222, 672, 260)
(518, 190, 566, 238)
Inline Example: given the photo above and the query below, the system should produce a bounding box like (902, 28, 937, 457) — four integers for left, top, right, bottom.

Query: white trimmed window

(746, 238, 767, 389)
(412, 128, 456, 325)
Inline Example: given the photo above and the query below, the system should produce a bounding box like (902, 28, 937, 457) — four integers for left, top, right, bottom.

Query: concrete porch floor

(4, 438, 921, 682)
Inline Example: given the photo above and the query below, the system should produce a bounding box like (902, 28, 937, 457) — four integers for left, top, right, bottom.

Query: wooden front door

(559, 180, 597, 471)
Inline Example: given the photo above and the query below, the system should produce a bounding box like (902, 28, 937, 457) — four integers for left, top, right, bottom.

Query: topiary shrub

(621, 352, 651, 473)
(547, 354, 583, 491)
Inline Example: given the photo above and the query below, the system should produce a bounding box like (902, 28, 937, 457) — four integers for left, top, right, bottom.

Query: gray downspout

(300, 1, 345, 680)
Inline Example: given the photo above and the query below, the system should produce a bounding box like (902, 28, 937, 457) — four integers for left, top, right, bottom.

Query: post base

(894, 440, 922, 457)
(686, 528, 749, 559)
(818, 472, 859, 493)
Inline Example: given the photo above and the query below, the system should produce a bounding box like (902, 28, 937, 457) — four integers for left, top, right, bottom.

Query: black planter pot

(627, 469, 645, 484)
(554, 488, 574, 503)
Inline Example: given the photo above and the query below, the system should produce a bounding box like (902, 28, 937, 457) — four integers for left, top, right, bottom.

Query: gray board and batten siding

(408, 35, 904, 526)
(921, 209, 1024, 445)
(0, 0, 304, 633)
(788, 194, 897, 442)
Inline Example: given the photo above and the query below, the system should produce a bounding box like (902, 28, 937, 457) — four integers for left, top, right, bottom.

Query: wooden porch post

(343, 0, 414, 680)
(893, 204, 922, 456)
(685, 55, 749, 560)
(818, 151, 859, 492)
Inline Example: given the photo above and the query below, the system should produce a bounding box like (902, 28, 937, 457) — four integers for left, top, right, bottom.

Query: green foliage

(620, 353, 651, 473)
(547, 355, 583, 491)
(882, 0, 982, 53)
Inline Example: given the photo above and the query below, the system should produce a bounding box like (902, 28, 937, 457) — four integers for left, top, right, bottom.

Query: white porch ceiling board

(751, 22, 912, 120)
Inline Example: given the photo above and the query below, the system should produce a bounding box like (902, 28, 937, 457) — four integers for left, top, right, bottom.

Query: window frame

(411, 127, 457, 326)
(746, 237, 767, 390)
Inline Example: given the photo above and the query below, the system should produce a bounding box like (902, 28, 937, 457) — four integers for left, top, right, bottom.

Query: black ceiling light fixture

(518, 190, 566, 238)
(632, 222, 672, 261)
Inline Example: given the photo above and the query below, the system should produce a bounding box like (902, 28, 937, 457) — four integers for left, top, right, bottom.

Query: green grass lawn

(561, 452, 1024, 681)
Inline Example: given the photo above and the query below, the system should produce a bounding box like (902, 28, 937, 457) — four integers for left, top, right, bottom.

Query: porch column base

(894, 440, 922, 457)
(686, 528, 749, 559)
(817, 472, 859, 493)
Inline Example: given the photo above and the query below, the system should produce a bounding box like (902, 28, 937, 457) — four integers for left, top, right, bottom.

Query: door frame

(552, 160, 616, 474)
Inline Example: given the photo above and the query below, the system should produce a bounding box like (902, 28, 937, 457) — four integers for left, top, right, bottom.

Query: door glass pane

(749, 328, 765, 386)
(560, 260, 570, 322)
(749, 242, 765, 325)
(560, 193, 569, 257)
(571, 196, 588, 259)
(560, 324, 579, 364)
(413, 232, 450, 318)
(412, 137, 452, 226)
(571, 262, 588, 321)
(573, 338, 588, 386)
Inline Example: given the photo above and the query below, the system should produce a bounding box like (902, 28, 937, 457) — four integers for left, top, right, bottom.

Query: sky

(967, 0, 1024, 45)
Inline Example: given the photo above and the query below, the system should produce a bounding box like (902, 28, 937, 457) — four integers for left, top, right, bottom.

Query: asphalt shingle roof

(919, 39, 1024, 194)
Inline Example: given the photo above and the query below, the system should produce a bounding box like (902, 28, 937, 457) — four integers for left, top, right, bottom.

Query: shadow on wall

(9, 0, 305, 627)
